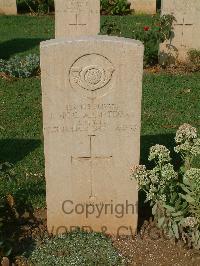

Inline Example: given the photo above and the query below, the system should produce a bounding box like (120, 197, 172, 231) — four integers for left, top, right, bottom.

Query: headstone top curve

(40, 35, 144, 49)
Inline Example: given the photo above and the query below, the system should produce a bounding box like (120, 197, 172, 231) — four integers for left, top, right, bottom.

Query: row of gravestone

(55, 0, 200, 64)
(41, 0, 199, 236)
(1, 0, 200, 64)
(0, 0, 158, 15)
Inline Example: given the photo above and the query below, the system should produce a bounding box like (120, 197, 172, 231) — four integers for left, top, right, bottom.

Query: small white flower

(146, 184, 157, 201)
(161, 163, 177, 181)
(174, 141, 191, 154)
(183, 217, 197, 228)
(175, 124, 197, 144)
(131, 165, 149, 188)
(184, 168, 200, 181)
(191, 138, 200, 156)
(148, 167, 159, 183)
(159, 194, 167, 202)
(149, 145, 171, 163)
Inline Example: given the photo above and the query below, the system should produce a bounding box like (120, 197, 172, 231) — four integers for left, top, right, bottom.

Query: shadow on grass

(0, 139, 41, 164)
(0, 139, 44, 259)
(138, 133, 181, 228)
(0, 38, 45, 59)
(140, 133, 179, 166)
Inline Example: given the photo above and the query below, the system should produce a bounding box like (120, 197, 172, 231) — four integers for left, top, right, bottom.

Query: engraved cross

(71, 135, 112, 199)
(69, 14, 87, 27)
(174, 17, 193, 47)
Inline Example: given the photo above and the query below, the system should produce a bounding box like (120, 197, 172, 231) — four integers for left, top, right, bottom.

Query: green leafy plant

(0, 54, 39, 78)
(28, 230, 124, 265)
(101, 14, 175, 66)
(101, 0, 130, 15)
(0, 162, 15, 181)
(0, 192, 35, 261)
(0, 162, 36, 260)
(132, 124, 200, 249)
(132, 14, 175, 66)
(17, 0, 54, 14)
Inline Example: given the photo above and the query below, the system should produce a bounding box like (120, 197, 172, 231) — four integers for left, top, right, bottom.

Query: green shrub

(28, 230, 124, 265)
(0, 54, 39, 78)
(101, 0, 131, 15)
(17, 0, 54, 14)
(132, 124, 200, 249)
(101, 14, 175, 66)
(132, 14, 175, 66)
(0, 162, 15, 181)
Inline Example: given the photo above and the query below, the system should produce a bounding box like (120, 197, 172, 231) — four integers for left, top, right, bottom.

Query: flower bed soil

(3, 209, 198, 266)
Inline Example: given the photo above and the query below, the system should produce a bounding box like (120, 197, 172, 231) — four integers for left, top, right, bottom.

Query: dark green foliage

(0, 197, 13, 259)
(0, 162, 43, 260)
(101, 0, 130, 15)
(17, 0, 54, 14)
(156, 0, 161, 11)
(0, 189, 38, 260)
(101, 14, 175, 66)
(0, 162, 15, 181)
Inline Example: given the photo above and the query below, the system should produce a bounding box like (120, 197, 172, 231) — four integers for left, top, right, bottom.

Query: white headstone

(55, 0, 100, 38)
(130, 0, 156, 14)
(159, 0, 200, 64)
(40, 35, 144, 236)
(0, 0, 17, 15)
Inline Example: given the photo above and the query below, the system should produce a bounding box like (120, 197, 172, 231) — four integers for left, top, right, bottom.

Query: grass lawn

(0, 15, 200, 210)
(0, 14, 153, 58)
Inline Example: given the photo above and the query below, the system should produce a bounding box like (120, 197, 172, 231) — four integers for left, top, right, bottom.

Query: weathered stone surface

(55, 0, 100, 38)
(0, 0, 17, 15)
(130, 0, 156, 14)
(41, 35, 143, 236)
(159, 0, 200, 64)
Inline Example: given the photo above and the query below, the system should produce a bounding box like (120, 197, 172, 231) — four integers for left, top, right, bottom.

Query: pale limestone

(130, 0, 156, 14)
(0, 0, 17, 15)
(55, 0, 100, 38)
(40, 35, 144, 236)
(159, 0, 200, 64)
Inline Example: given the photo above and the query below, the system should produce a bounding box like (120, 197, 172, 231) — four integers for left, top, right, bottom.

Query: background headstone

(41, 36, 144, 236)
(55, 0, 100, 38)
(0, 0, 17, 15)
(130, 0, 156, 14)
(159, 0, 200, 64)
